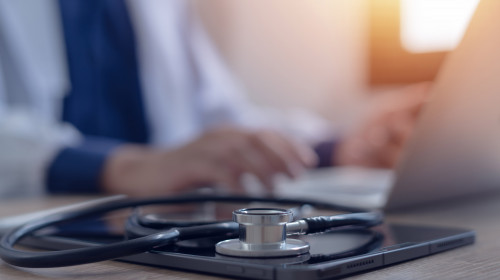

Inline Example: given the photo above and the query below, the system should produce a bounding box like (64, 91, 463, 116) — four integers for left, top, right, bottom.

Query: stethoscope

(0, 195, 383, 268)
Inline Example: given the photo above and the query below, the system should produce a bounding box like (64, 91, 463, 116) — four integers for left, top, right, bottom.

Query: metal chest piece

(215, 208, 310, 258)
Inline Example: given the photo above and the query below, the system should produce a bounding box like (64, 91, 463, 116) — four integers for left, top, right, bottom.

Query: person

(0, 0, 428, 198)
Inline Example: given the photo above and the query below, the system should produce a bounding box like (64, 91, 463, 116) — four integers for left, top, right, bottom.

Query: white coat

(0, 0, 331, 197)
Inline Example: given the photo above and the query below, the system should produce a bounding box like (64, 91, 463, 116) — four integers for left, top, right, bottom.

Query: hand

(335, 82, 431, 168)
(101, 127, 317, 197)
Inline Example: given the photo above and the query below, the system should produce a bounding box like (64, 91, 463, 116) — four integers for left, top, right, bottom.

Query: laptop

(275, 0, 500, 210)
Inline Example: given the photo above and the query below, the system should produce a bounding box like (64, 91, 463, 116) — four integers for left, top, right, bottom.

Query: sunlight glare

(401, 0, 480, 53)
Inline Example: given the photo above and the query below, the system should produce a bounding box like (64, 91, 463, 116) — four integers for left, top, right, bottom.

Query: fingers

(229, 130, 315, 189)
(201, 129, 316, 191)
(271, 132, 318, 168)
(249, 131, 311, 179)
(207, 163, 248, 194)
(338, 105, 417, 168)
(165, 127, 318, 194)
(365, 112, 414, 167)
(227, 144, 275, 189)
(188, 159, 246, 194)
(400, 82, 433, 118)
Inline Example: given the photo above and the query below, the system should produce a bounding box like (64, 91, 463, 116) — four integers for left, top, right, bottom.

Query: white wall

(195, 0, 370, 129)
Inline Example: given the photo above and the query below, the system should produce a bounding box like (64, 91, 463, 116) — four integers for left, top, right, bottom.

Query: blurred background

(195, 0, 480, 130)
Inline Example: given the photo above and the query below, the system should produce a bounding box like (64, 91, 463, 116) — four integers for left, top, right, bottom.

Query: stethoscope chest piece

(215, 208, 310, 258)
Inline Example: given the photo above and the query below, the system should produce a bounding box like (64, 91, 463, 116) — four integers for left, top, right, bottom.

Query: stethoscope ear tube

(0, 195, 383, 268)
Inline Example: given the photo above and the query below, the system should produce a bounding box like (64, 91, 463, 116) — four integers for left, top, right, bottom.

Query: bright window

(401, 0, 480, 53)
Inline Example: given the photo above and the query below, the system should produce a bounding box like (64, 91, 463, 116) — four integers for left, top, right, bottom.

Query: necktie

(58, 0, 149, 143)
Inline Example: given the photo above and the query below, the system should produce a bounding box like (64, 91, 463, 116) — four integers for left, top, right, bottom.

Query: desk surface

(0, 194, 499, 280)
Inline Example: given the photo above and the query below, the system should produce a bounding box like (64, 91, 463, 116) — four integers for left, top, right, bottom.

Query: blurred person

(0, 0, 428, 198)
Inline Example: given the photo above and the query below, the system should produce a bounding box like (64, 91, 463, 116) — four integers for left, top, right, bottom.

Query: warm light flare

(401, 0, 480, 53)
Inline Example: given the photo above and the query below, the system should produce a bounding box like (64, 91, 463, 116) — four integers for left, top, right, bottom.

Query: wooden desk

(0, 193, 499, 280)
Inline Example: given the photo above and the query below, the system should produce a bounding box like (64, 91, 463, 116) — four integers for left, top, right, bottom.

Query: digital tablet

(17, 209, 474, 280)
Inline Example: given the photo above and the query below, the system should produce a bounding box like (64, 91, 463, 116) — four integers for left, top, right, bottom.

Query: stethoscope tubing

(0, 195, 377, 268)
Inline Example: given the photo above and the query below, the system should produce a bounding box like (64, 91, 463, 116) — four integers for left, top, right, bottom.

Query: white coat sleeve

(0, 56, 81, 197)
